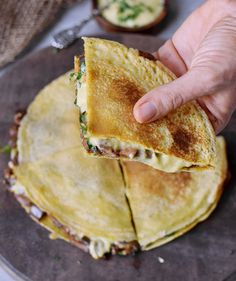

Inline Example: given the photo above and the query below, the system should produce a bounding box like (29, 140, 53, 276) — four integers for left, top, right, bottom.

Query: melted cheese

(89, 239, 111, 259)
(11, 179, 114, 259)
(98, 0, 165, 28)
(76, 81, 87, 113)
(89, 137, 194, 173)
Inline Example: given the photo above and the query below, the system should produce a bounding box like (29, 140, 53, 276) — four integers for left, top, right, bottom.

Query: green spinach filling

(70, 61, 86, 85)
(79, 112, 98, 153)
(111, 0, 153, 23)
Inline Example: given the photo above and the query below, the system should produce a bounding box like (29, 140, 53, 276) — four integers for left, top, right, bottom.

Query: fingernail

(135, 102, 157, 122)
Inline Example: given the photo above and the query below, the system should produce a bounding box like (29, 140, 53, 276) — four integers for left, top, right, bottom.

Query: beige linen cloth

(0, 0, 78, 68)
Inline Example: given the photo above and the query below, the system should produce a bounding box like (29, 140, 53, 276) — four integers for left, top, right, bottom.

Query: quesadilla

(121, 136, 227, 250)
(6, 72, 227, 260)
(75, 37, 216, 173)
(8, 73, 138, 259)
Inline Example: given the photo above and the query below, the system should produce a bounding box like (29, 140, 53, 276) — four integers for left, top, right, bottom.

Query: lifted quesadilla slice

(75, 37, 216, 173)
(121, 136, 227, 250)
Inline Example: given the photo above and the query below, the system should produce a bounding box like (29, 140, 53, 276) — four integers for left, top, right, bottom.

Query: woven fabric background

(0, 0, 78, 68)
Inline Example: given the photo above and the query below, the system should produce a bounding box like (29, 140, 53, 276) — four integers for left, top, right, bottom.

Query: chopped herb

(113, 0, 153, 22)
(69, 72, 75, 81)
(81, 124, 87, 135)
(80, 112, 87, 124)
(79, 110, 98, 154)
(87, 140, 98, 153)
(147, 5, 154, 13)
(90, 145, 99, 154)
(87, 141, 93, 150)
(70, 62, 86, 82)
(76, 61, 86, 81)
(118, 0, 131, 13)
(76, 71, 82, 81)
(0, 145, 11, 155)
(80, 112, 88, 135)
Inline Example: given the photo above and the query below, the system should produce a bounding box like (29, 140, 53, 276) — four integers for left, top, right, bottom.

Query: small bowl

(92, 0, 167, 33)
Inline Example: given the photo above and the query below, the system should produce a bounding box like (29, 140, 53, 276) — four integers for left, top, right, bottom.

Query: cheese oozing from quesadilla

(74, 45, 216, 173)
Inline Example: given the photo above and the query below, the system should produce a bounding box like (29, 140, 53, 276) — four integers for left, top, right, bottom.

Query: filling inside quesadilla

(75, 58, 199, 173)
(9, 180, 139, 259)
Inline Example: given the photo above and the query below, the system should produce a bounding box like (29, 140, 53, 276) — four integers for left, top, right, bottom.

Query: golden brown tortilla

(80, 37, 216, 172)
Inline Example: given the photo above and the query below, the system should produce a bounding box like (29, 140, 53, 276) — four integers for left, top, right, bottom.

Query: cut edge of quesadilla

(74, 37, 216, 173)
(8, 179, 139, 259)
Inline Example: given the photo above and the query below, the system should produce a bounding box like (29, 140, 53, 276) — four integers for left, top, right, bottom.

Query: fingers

(153, 40, 187, 77)
(133, 71, 204, 124)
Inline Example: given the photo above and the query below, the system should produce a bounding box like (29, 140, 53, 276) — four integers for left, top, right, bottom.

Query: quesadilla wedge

(75, 37, 216, 173)
(121, 136, 227, 250)
(7, 73, 138, 259)
(12, 147, 138, 259)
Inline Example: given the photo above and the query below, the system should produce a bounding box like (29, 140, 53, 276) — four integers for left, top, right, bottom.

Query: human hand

(133, 0, 236, 134)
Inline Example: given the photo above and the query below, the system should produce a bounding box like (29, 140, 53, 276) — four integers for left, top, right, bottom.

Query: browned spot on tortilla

(110, 78, 143, 106)
(172, 129, 192, 154)
(183, 107, 191, 116)
(110, 78, 144, 124)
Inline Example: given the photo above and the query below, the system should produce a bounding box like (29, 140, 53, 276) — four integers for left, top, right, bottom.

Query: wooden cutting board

(0, 34, 236, 281)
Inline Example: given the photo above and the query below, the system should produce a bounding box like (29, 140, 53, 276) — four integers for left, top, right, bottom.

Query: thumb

(133, 70, 205, 123)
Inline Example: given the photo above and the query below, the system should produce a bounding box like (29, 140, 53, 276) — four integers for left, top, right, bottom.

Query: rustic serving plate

(0, 34, 236, 281)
